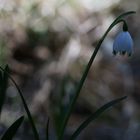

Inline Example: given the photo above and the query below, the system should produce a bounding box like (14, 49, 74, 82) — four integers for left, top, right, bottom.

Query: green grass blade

(1, 116, 24, 140)
(69, 96, 127, 140)
(46, 118, 49, 140)
(0, 65, 40, 140)
(58, 11, 136, 140)
(0, 66, 9, 115)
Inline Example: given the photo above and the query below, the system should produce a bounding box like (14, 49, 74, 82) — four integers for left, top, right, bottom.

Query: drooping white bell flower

(113, 31, 133, 56)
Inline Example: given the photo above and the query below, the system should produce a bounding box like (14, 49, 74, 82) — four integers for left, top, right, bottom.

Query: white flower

(113, 31, 133, 56)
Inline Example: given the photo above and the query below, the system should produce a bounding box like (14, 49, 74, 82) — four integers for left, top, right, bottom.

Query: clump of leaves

(0, 66, 24, 140)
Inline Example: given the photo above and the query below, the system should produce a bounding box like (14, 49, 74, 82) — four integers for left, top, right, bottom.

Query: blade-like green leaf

(0, 65, 9, 115)
(46, 118, 49, 140)
(0, 70, 4, 115)
(0, 65, 40, 140)
(0, 70, 2, 85)
(1, 116, 24, 140)
(69, 96, 127, 140)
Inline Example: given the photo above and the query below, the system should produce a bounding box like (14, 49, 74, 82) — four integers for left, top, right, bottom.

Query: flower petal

(113, 31, 133, 56)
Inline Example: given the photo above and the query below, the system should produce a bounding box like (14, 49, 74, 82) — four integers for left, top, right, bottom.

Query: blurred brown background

(0, 0, 140, 140)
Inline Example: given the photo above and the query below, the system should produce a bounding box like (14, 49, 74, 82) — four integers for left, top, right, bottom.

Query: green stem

(58, 11, 136, 140)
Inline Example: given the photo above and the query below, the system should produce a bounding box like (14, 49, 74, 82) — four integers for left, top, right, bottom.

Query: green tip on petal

(122, 51, 126, 55)
(128, 53, 132, 57)
(113, 50, 117, 55)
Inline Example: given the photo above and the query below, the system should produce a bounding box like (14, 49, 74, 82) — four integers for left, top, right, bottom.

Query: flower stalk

(58, 11, 136, 140)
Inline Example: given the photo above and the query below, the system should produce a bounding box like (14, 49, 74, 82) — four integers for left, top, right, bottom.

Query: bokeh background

(0, 0, 140, 140)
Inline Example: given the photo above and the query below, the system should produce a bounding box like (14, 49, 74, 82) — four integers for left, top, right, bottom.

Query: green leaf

(0, 65, 40, 140)
(1, 116, 24, 140)
(46, 118, 49, 140)
(0, 70, 2, 85)
(0, 65, 9, 115)
(69, 96, 127, 140)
